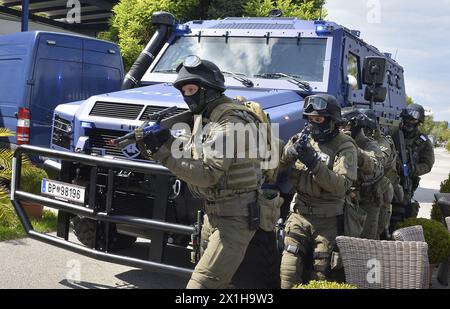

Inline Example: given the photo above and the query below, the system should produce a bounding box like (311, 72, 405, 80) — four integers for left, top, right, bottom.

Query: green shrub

(430, 172, 450, 221)
(397, 218, 450, 264)
(0, 192, 15, 226)
(21, 165, 48, 195)
(293, 280, 357, 289)
(446, 141, 450, 152)
(440, 172, 450, 193)
(0, 127, 53, 241)
(430, 203, 441, 222)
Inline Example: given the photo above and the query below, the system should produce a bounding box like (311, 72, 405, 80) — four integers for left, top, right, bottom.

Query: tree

(406, 95, 414, 106)
(408, 95, 450, 147)
(243, 0, 326, 19)
(99, 0, 327, 70)
(98, 0, 199, 70)
(206, 0, 247, 19)
(420, 114, 434, 136)
(418, 112, 450, 143)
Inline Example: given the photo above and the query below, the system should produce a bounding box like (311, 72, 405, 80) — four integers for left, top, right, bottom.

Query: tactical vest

(207, 96, 279, 184)
(187, 96, 263, 202)
(408, 133, 429, 153)
(293, 132, 356, 217)
(406, 132, 432, 181)
(375, 132, 398, 192)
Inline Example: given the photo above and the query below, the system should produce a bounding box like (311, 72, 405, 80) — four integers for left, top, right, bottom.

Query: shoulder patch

(341, 149, 356, 170)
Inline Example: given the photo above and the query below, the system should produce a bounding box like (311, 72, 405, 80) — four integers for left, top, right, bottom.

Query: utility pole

(21, 0, 29, 32)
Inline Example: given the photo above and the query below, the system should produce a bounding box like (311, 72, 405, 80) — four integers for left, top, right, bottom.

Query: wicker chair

(336, 236, 429, 289)
(392, 225, 426, 242)
(392, 225, 429, 288)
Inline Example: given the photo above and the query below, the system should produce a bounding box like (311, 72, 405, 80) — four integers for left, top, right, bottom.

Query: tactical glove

(144, 128, 171, 153)
(296, 144, 319, 170)
(284, 143, 300, 163)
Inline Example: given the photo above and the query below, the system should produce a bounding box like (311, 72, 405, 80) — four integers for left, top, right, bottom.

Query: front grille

(87, 128, 133, 158)
(139, 106, 188, 121)
(89, 101, 144, 120)
(87, 106, 187, 159)
(52, 116, 72, 149)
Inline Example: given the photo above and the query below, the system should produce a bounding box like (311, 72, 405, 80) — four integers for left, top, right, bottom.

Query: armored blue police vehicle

(11, 12, 406, 287)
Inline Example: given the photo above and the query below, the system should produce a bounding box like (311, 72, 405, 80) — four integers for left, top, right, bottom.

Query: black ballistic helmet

(341, 108, 377, 130)
(302, 94, 342, 122)
(341, 108, 362, 123)
(400, 103, 425, 123)
(358, 108, 378, 130)
(173, 55, 226, 92)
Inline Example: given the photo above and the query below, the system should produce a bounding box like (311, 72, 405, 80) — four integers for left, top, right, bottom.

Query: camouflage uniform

(358, 108, 398, 238)
(279, 94, 357, 288)
(405, 132, 435, 192)
(154, 95, 263, 289)
(372, 131, 397, 236)
(147, 56, 266, 289)
(352, 130, 384, 239)
(340, 109, 384, 240)
(392, 103, 435, 221)
(397, 130, 435, 218)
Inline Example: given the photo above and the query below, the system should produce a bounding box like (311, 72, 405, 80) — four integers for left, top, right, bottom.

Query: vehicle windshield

(153, 36, 328, 82)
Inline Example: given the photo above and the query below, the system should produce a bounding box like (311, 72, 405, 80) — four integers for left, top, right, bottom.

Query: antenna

(394, 48, 399, 60)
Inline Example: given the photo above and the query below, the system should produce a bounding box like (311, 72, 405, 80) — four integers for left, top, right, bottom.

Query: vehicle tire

(71, 216, 137, 251)
(233, 228, 281, 288)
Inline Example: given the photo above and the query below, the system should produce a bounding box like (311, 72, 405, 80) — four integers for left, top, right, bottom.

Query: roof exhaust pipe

(121, 12, 175, 90)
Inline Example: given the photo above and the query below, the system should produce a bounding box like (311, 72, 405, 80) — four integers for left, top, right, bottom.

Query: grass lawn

(0, 206, 58, 242)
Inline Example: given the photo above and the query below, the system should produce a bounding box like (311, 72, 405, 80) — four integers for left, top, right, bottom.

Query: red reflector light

(16, 107, 30, 145)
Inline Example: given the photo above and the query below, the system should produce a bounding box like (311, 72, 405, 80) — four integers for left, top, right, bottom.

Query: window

(347, 52, 361, 90)
(153, 36, 328, 82)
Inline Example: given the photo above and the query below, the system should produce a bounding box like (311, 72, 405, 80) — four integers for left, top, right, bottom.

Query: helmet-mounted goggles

(303, 96, 329, 113)
(176, 55, 223, 84)
(405, 109, 421, 121)
(176, 55, 202, 72)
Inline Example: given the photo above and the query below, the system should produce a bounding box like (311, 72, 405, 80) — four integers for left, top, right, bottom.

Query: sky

(326, 0, 450, 122)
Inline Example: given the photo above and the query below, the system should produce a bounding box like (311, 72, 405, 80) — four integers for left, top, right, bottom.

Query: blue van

(0, 31, 124, 148)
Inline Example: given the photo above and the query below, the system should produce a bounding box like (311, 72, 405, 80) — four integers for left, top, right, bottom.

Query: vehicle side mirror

(364, 86, 387, 102)
(362, 56, 387, 85)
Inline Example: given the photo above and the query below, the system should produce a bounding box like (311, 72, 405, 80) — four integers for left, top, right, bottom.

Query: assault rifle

(107, 106, 178, 148)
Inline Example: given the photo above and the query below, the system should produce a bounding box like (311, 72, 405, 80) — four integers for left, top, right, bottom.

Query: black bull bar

(10, 145, 196, 277)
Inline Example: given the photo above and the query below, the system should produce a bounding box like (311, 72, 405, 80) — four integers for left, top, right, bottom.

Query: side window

(347, 52, 361, 90)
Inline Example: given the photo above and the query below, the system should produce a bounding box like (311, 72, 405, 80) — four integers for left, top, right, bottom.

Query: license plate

(41, 178, 86, 204)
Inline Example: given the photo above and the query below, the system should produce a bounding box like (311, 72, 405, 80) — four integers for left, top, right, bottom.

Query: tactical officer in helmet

(144, 56, 265, 289)
(359, 109, 398, 239)
(392, 103, 434, 221)
(340, 108, 384, 240)
(279, 94, 357, 288)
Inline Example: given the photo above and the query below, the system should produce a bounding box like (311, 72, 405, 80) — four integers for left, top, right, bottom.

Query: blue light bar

(81, 121, 94, 129)
(315, 24, 334, 35)
(174, 24, 190, 33)
(350, 30, 361, 37)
